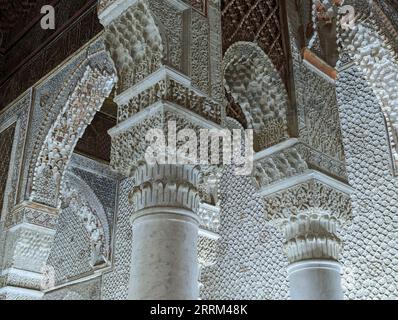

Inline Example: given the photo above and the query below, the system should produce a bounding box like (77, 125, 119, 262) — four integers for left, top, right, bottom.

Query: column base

(287, 260, 343, 300)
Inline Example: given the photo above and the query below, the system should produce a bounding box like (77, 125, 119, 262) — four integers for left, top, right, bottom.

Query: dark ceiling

(0, 0, 101, 111)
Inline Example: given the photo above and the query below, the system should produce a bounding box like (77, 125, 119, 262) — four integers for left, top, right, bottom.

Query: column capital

(129, 162, 202, 214)
(256, 140, 353, 265)
(280, 209, 342, 264)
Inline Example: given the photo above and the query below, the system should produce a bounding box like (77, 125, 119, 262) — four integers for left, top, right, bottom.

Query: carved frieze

(6, 202, 58, 231)
(254, 141, 347, 191)
(118, 77, 222, 124)
(263, 179, 352, 223)
(254, 146, 308, 188)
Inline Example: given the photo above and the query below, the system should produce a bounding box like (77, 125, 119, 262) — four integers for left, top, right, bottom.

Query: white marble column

(280, 211, 344, 300)
(129, 210, 199, 300)
(127, 163, 201, 300)
(287, 260, 343, 300)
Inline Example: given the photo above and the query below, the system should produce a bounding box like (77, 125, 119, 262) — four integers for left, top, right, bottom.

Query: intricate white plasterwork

(223, 42, 289, 151)
(117, 77, 222, 124)
(201, 165, 289, 299)
(263, 179, 352, 223)
(110, 104, 220, 176)
(103, 1, 164, 93)
(147, 0, 185, 72)
(337, 14, 398, 174)
(101, 177, 134, 300)
(98, 0, 138, 25)
(61, 173, 110, 267)
(198, 203, 220, 234)
(254, 140, 347, 188)
(6, 202, 58, 230)
(279, 209, 342, 264)
(0, 222, 56, 298)
(198, 233, 218, 298)
(261, 173, 351, 265)
(129, 162, 201, 213)
(336, 65, 398, 300)
(30, 63, 115, 208)
(254, 146, 308, 188)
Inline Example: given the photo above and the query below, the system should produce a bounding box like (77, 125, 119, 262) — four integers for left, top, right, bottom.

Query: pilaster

(0, 202, 57, 300)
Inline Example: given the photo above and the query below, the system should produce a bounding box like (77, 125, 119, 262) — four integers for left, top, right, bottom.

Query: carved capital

(261, 174, 352, 264)
(129, 162, 201, 213)
(279, 209, 342, 263)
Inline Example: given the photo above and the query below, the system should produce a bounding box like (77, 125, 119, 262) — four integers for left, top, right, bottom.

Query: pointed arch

(29, 48, 116, 208)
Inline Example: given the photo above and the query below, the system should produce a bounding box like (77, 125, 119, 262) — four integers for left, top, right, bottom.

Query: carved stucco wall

(47, 204, 94, 285)
(45, 154, 117, 295)
(0, 124, 16, 215)
(290, 30, 345, 167)
(101, 177, 133, 300)
(337, 65, 398, 299)
(200, 165, 289, 299)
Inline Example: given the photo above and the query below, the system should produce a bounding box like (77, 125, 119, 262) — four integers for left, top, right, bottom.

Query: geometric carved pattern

(338, 17, 398, 174)
(336, 64, 398, 300)
(0, 124, 15, 215)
